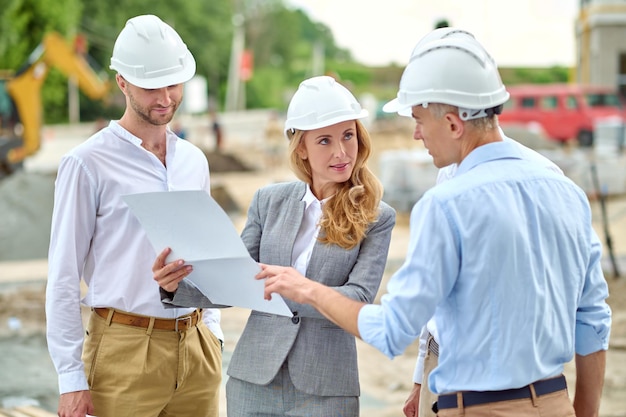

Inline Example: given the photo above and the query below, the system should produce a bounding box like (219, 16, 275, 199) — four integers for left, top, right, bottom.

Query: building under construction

(577, 0, 626, 96)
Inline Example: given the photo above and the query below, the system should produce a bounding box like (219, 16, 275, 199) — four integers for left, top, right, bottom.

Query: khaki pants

(437, 389, 574, 417)
(83, 309, 222, 417)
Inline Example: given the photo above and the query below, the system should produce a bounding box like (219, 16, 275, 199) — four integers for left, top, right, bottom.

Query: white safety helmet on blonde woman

(383, 35, 509, 121)
(284, 76, 368, 138)
(110, 14, 196, 89)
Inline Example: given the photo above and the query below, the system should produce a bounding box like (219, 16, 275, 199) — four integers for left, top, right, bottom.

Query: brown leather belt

(93, 307, 200, 332)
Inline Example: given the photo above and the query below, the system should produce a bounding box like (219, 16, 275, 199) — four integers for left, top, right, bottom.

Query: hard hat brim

(383, 98, 413, 117)
(284, 109, 369, 136)
(120, 62, 196, 89)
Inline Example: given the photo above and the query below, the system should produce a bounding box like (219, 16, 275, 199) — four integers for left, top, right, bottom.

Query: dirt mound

(0, 172, 55, 262)
(204, 151, 252, 173)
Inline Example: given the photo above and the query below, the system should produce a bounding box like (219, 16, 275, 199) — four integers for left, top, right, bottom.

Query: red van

(498, 84, 626, 147)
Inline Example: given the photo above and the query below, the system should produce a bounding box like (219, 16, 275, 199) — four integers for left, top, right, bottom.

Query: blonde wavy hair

(287, 120, 383, 249)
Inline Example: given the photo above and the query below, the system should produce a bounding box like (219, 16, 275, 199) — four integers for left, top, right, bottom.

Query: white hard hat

(383, 36, 509, 120)
(110, 15, 196, 89)
(408, 27, 476, 58)
(284, 76, 368, 137)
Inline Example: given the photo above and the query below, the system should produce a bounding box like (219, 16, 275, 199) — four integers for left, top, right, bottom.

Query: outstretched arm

(258, 264, 364, 337)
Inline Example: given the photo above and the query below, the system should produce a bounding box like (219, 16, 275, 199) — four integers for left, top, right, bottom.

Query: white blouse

(291, 185, 326, 276)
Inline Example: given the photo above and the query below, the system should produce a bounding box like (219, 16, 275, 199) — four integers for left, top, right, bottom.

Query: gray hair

(428, 103, 497, 131)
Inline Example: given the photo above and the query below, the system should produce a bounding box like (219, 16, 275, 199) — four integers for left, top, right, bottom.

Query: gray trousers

(226, 362, 359, 417)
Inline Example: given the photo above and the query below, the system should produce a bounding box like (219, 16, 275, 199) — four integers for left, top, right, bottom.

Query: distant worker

(45, 14, 223, 417)
(209, 110, 223, 152)
(259, 29, 612, 417)
(171, 119, 188, 140)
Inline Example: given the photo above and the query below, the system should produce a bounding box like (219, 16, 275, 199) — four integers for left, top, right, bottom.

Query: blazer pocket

(250, 311, 274, 318)
(321, 323, 344, 331)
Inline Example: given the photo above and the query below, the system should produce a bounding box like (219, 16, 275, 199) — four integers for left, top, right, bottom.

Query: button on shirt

(46, 121, 223, 394)
(358, 140, 611, 394)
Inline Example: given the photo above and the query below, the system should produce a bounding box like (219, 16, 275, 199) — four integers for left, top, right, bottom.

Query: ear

(116, 74, 127, 94)
(446, 113, 465, 139)
(296, 140, 308, 160)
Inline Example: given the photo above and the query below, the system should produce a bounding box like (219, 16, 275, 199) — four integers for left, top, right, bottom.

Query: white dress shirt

(291, 185, 324, 275)
(46, 121, 223, 394)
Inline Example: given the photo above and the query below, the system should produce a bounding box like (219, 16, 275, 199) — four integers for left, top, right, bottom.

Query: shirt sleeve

(202, 309, 223, 341)
(413, 325, 429, 383)
(358, 195, 459, 359)
(575, 229, 612, 355)
(45, 156, 96, 394)
(201, 144, 224, 341)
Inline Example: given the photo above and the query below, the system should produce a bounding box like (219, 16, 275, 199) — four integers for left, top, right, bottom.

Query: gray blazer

(164, 181, 395, 397)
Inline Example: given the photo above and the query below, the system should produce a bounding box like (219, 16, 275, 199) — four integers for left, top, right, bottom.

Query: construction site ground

(0, 117, 625, 416)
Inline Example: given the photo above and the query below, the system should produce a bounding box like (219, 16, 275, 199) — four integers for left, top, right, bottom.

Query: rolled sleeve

(358, 303, 396, 359)
(575, 232, 612, 355)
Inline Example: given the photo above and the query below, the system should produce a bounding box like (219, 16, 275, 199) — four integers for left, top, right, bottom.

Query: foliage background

(0, 0, 571, 124)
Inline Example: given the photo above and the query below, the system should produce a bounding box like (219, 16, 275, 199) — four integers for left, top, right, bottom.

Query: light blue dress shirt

(358, 140, 611, 395)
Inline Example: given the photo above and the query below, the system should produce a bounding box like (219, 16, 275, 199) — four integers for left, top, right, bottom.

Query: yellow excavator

(0, 32, 110, 176)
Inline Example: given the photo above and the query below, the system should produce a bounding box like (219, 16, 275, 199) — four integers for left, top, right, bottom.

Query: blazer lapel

(306, 239, 330, 279)
(278, 189, 306, 267)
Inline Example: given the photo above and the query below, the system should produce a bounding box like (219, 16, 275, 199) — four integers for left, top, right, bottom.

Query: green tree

(0, 0, 84, 123)
(241, 1, 355, 109)
(0, 0, 82, 70)
(80, 0, 234, 112)
(0, 0, 371, 121)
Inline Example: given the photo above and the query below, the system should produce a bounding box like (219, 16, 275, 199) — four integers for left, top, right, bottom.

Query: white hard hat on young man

(110, 14, 196, 89)
(383, 31, 509, 120)
(284, 75, 368, 138)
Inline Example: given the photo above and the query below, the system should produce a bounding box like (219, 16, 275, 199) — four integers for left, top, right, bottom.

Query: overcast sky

(286, 0, 580, 67)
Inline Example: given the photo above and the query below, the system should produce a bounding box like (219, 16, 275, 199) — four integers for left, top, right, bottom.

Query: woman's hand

(152, 247, 192, 292)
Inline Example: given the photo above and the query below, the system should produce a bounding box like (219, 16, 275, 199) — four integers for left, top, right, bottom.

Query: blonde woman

(153, 76, 395, 416)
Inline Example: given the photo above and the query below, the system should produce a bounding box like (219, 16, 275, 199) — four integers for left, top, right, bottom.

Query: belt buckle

(175, 315, 192, 332)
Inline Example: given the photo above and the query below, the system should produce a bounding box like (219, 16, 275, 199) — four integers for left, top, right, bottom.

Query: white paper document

(123, 190, 292, 317)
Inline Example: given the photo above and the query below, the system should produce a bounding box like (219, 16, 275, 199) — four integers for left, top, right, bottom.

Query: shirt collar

(109, 120, 142, 146)
(301, 184, 333, 209)
(109, 120, 177, 149)
(302, 184, 319, 210)
(456, 140, 524, 177)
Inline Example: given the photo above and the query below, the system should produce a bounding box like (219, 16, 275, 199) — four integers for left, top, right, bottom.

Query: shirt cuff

(414, 356, 425, 384)
(58, 370, 89, 395)
(358, 304, 395, 359)
(575, 319, 611, 355)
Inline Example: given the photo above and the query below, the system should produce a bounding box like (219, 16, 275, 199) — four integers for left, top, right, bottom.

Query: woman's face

(298, 120, 358, 199)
